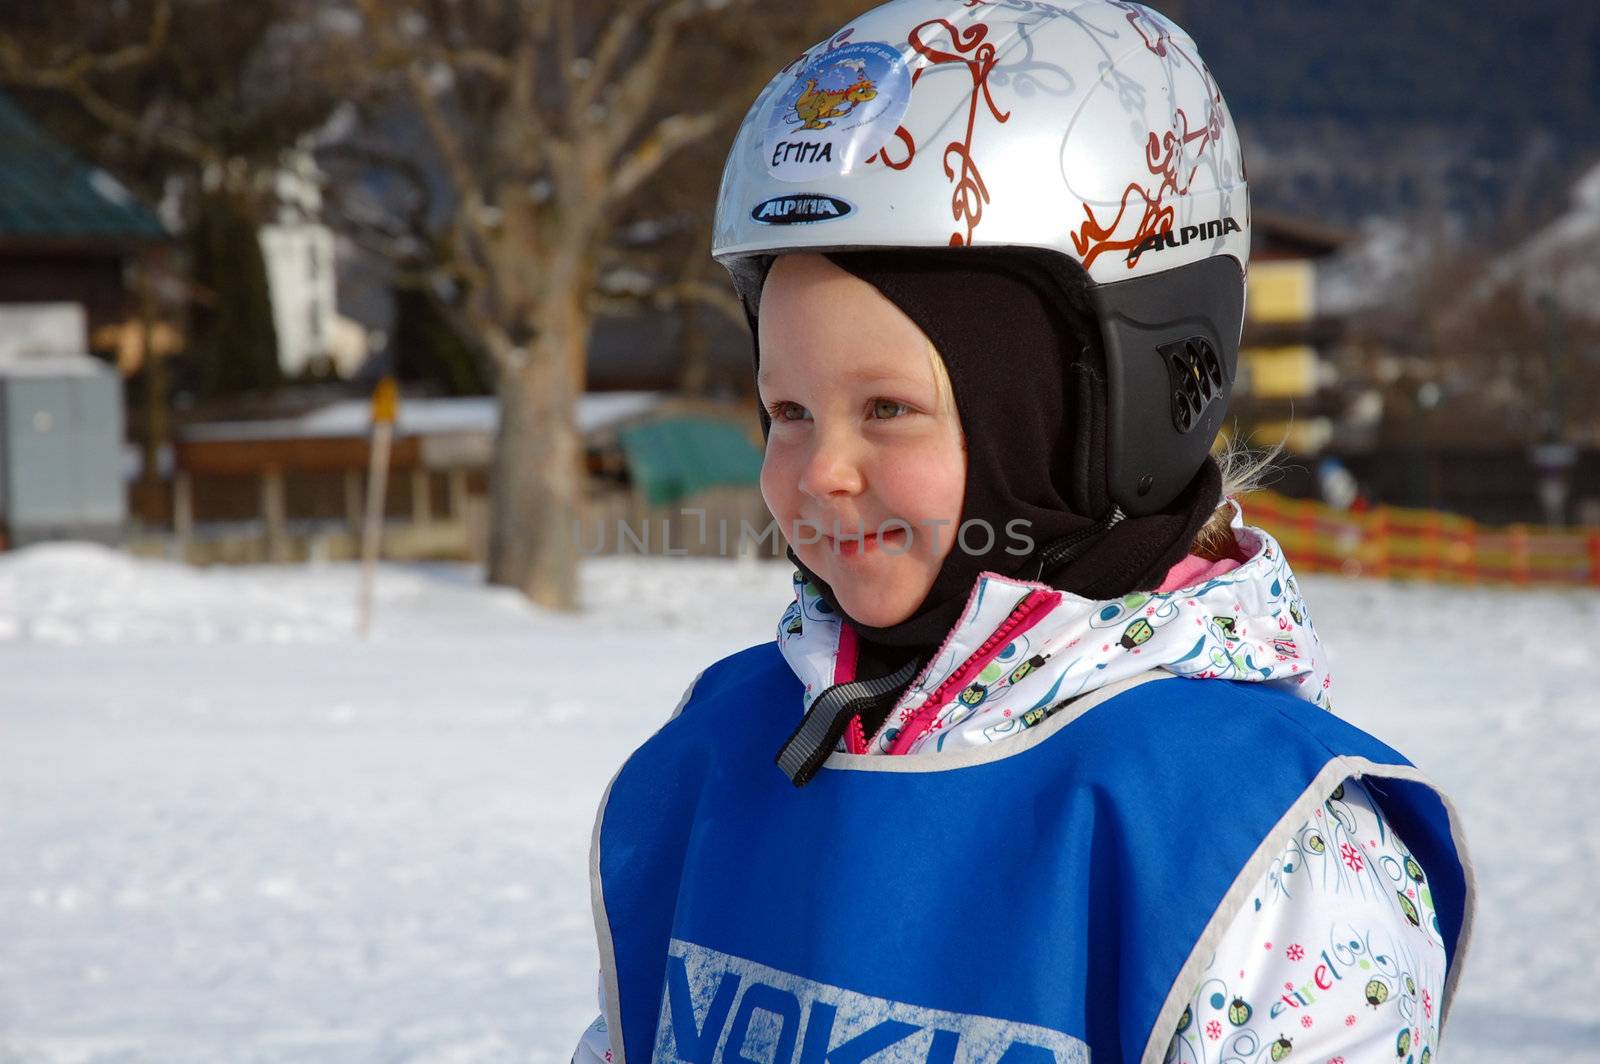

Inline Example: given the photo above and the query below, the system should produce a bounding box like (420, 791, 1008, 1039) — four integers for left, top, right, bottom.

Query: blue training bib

(591, 643, 1471, 1064)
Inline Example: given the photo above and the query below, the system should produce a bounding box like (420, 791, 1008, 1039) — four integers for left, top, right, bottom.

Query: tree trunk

(677, 298, 710, 397)
(485, 286, 586, 610)
(136, 260, 167, 498)
(190, 185, 282, 397)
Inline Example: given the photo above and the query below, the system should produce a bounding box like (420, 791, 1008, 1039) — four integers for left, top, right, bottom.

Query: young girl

(577, 3, 1473, 1062)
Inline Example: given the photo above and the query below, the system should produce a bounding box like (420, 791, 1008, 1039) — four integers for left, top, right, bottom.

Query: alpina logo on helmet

(1128, 217, 1243, 260)
(751, 195, 855, 225)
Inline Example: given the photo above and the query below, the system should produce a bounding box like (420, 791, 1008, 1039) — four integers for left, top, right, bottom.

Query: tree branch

(553, 0, 577, 100)
(420, 0, 513, 84)
(657, 278, 748, 328)
(607, 108, 725, 206)
(427, 43, 512, 83)
(356, 0, 491, 270)
(572, 0, 652, 120)
(0, 63, 219, 166)
(504, 38, 553, 172)
(319, 140, 437, 236)
(0, 0, 172, 83)
(599, 0, 706, 161)
(0, 0, 218, 165)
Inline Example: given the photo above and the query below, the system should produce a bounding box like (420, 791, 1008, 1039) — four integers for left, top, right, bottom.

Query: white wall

(0, 304, 88, 361)
(259, 222, 339, 378)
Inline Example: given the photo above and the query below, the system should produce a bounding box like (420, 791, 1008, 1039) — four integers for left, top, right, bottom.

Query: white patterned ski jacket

(575, 507, 1453, 1064)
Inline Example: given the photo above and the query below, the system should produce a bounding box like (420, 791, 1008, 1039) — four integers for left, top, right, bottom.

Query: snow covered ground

(0, 545, 1595, 1062)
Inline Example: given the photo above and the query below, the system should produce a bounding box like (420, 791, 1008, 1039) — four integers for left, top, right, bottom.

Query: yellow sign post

(357, 378, 399, 637)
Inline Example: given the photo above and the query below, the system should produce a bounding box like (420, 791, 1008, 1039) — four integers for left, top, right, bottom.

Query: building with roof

(0, 91, 174, 548)
(159, 389, 769, 564)
(0, 90, 169, 355)
(1233, 212, 1352, 455)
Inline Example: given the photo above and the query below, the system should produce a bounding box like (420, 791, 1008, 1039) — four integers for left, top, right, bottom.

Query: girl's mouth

(827, 526, 908, 557)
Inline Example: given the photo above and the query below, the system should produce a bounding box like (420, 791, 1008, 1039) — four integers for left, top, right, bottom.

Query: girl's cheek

(758, 458, 792, 516)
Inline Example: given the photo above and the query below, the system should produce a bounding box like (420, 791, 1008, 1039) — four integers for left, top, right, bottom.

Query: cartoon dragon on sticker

(791, 59, 878, 130)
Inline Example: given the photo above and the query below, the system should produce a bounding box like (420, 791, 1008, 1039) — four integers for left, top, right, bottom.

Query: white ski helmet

(713, 0, 1249, 517)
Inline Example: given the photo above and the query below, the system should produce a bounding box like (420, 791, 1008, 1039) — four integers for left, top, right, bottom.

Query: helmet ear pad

(1089, 256, 1244, 518)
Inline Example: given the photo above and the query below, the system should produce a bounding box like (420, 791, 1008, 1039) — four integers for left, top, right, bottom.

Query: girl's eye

(870, 398, 910, 420)
(767, 401, 810, 422)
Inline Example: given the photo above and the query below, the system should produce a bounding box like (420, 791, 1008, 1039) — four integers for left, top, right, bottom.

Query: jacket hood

(776, 503, 1331, 756)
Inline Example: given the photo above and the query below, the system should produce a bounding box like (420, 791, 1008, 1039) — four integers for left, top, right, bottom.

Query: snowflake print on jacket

(1163, 779, 1448, 1063)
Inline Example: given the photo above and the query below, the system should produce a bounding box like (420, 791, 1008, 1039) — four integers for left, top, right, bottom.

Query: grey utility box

(0, 356, 125, 548)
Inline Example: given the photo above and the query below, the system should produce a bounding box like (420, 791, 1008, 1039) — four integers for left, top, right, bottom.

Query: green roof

(0, 91, 168, 243)
(618, 416, 763, 507)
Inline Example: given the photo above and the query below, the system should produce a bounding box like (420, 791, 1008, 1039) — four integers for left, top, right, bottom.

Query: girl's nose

(797, 429, 865, 500)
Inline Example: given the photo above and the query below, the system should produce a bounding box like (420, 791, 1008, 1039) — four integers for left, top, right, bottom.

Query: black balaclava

(751, 247, 1220, 673)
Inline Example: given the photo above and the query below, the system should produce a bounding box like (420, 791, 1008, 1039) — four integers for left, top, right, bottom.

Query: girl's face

(757, 254, 967, 628)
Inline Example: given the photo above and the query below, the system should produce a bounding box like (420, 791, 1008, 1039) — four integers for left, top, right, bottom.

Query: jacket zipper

(875, 587, 1061, 756)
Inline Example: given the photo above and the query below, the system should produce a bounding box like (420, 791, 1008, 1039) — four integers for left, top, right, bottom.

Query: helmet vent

(1160, 337, 1226, 434)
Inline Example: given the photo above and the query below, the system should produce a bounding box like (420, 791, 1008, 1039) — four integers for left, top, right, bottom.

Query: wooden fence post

(1509, 524, 1532, 586)
(173, 469, 193, 562)
(262, 465, 289, 562)
(411, 468, 432, 526)
(1463, 519, 1479, 585)
(1422, 511, 1441, 582)
(1369, 508, 1390, 580)
(344, 470, 363, 534)
(1295, 500, 1319, 569)
(448, 468, 469, 522)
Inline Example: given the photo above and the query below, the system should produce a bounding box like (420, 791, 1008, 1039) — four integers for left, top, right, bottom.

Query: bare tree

(4, 0, 852, 605)
(343, 0, 847, 609)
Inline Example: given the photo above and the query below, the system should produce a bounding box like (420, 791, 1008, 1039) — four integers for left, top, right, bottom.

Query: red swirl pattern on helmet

(904, 17, 1012, 246)
(1071, 48, 1228, 271)
(1109, 0, 1173, 57)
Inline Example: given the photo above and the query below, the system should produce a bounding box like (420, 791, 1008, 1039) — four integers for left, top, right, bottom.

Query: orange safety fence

(1242, 491, 1600, 589)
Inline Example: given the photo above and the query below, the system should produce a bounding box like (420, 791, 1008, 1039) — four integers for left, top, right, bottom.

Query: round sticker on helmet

(763, 41, 911, 183)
